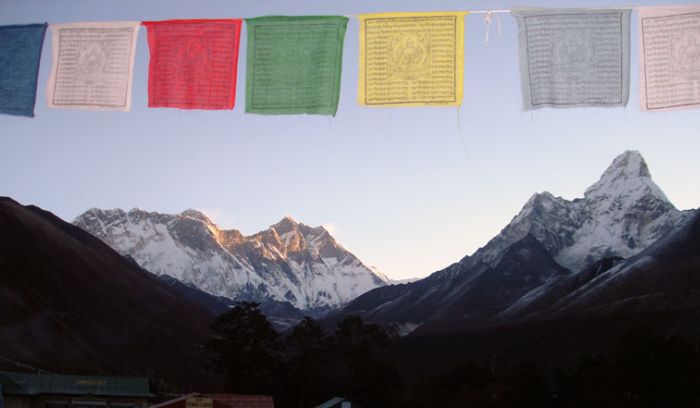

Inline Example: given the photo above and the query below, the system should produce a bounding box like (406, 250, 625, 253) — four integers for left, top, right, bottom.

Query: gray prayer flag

(512, 8, 631, 110)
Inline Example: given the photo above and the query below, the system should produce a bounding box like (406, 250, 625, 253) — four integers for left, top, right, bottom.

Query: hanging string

(455, 107, 472, 167)
(468, 10, 511, 14)
(344, 9, 511, 18)
(483, 11, 503, 47)
(345, 8, 638, 19)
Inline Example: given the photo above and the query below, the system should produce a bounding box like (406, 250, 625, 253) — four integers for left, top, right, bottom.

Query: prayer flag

(512, 8, 631, 110)
(638, 6, 700, 112)
(143, 19, 242, 110)
(47, 22, 139, 111)
(0, 23, 47, 117)
(358, 12, 467, 107)
(245, 16, 348, 116)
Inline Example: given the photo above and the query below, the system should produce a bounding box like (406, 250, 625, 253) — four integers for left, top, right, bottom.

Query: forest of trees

(206, 302, 700, 408)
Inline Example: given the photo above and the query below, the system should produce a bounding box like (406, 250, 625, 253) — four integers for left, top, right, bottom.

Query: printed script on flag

(142, 19, 242, 110)
(47, 22, 139, 111)
(512, 8, 631, 110)
(245, 16, 348, 116)
(639, 6, 700, 111)
(0, 23, 47, 117)
(358, 12, 467, 107)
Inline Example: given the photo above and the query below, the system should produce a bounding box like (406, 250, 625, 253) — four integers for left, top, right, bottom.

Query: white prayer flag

(638, 6, 700, 112)
(47, 22, 139, 111)
(512, 8, 631, 110)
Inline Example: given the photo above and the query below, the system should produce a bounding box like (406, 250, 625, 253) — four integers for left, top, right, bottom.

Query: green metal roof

(0, 371, 155, 398)
(314, 397, 360, 408)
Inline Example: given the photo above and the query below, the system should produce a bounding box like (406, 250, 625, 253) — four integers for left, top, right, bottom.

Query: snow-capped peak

(72, 208, 387, 311)
(85, 207, 126, 219)
(584, 150, 670, 204)
(282, 215, 297, 223)
(602, 150, 650, 179)
(470, 151, 688, 273)
(511, 192, 563, 223)
(272, 215, 299, 235)
(180, 209, 213, 224)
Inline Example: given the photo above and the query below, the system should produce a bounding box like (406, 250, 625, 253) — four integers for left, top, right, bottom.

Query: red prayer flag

(142, 19, 242, 110)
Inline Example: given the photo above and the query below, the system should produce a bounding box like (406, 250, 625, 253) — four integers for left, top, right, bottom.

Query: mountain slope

(334, 151, 693, 329)
(73, 211, 386, 312)
(501, 208, 700, 323)
(341, 235, 570, 330)
(390, 210, 700, 388)
(0, 197, 220, 390)
(157, 274, 234, 317)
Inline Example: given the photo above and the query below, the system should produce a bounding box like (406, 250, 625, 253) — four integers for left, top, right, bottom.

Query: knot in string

(483, 11, 502, 48)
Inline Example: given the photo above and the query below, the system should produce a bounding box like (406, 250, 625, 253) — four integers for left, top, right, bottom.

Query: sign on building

(185, 398, 213, 408)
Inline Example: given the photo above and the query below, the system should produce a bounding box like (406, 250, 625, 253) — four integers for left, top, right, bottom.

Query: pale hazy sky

(2, 0, 699, 280)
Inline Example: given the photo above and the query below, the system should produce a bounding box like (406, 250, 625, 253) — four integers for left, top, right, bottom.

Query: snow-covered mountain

(334, 151, 694, 328)
(73, 210, 387, 312)
(498, 207, 700, 324)
(473, 150, 688, 273)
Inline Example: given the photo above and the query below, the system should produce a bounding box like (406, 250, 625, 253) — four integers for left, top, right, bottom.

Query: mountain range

(73, 210, 387, 314)
(334, 151, 696, 333)
(2, 149, 698, 406)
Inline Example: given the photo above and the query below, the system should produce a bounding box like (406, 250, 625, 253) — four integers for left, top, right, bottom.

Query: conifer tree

(207, 302, 283, 394)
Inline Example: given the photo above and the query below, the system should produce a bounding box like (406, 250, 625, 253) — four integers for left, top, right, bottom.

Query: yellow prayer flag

(358, 11, 467, 107)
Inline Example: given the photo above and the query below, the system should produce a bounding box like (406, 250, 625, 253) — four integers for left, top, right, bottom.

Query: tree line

(206, 301, 400, 407)
(206, 302, 700, 408)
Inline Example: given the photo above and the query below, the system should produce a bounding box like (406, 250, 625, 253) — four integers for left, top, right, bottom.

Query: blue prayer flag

(0, 23, 47, 117)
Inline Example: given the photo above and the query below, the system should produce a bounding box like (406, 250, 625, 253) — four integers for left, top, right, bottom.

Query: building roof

(314, 397, 357, 408)
(150, 393, 274, 408)
(0, 371, 155, 398)
(314, 397, 344, 408)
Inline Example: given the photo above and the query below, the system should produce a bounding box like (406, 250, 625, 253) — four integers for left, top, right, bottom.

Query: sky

(1, 0, 699, 280)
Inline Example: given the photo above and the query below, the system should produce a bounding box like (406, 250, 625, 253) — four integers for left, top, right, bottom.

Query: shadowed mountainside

(0, 197, 222, 391)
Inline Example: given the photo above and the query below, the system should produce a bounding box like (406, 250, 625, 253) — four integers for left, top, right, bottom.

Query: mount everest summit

(73, 210, 387, 313)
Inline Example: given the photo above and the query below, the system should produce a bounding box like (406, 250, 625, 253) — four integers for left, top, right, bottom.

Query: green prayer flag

(245, 16, 348, 116)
